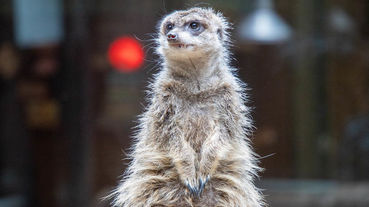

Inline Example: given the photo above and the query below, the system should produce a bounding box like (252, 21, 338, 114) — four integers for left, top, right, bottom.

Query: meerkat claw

(206, 175, 210, 183)
(198, 179, 205, 196)
(185, 180, 198, 195)
(198, 175, 210, 195)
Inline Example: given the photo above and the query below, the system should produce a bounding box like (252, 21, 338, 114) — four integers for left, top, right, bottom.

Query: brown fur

(111, 7, 264, 207)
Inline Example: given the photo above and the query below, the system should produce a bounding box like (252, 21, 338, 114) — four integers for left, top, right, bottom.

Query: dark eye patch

(189, 22, 199, 30)
(165, 22, 174, 33)
(186, 21, 205, 36)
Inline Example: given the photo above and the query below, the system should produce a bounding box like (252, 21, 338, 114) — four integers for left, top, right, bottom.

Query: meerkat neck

(165, 53, 225, 86)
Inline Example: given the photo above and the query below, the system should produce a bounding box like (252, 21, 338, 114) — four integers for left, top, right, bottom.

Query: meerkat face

(158, 8, 228, 62)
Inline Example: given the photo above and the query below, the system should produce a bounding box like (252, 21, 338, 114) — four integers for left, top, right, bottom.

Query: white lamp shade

(239, 0, 292, 43)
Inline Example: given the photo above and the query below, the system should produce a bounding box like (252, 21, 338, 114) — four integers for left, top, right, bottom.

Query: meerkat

(111, 7, 264, 207)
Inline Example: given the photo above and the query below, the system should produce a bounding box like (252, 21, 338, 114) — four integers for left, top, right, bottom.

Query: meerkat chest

(177, 102, 219, 151)
(158, 81, 231, 150)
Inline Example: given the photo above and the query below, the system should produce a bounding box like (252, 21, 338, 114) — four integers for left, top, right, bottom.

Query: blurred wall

(0, 0, 368, 206)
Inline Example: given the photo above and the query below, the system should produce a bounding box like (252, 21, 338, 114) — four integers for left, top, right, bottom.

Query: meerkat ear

(217, 28, 224, 40)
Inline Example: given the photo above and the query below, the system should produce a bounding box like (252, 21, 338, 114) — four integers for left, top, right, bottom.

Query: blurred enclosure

(0, 0, 369, 206)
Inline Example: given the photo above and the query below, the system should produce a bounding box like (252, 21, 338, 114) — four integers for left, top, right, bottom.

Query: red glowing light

(108, 37, 144, 72)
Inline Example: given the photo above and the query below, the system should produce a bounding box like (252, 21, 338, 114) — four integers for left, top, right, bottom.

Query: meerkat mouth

(170, 43, 195, 48)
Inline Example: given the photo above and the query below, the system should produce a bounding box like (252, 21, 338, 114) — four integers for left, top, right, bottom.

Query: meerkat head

(157, 7, 230, 64)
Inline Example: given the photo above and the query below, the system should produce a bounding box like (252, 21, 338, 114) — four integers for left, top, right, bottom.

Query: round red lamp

(108, 36, 144, 73)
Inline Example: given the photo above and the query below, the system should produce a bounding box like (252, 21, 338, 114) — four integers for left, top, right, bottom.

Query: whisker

(258, 153, 276, 160)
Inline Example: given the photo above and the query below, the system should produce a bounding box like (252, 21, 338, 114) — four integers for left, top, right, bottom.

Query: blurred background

(0, 0, 368, 206)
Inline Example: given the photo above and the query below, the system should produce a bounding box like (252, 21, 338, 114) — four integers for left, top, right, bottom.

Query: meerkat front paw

(184, 178, 200, 196)
(198, 174, 210, 194)
(184, 175, 210, 197)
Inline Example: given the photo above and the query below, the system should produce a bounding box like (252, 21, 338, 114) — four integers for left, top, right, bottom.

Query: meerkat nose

(167, 33, 178, 42)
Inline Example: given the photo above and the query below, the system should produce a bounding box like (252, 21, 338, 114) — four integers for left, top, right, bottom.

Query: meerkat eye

(166, 23, 174, 31)
(189, 22, 200, 30)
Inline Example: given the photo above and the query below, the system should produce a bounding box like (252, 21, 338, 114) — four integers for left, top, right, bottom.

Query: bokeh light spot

(108, 36, 144, 73)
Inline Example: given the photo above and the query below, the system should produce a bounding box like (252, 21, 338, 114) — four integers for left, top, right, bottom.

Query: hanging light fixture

(327, 7, 355, 34)
(239, 0, 292, 43)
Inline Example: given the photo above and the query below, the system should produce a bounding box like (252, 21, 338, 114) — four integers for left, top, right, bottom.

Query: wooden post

(62, 0, 93, 206)
(293, 0, 328, 178)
